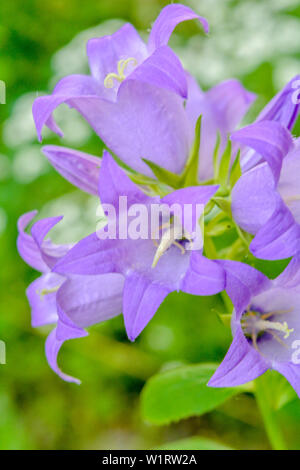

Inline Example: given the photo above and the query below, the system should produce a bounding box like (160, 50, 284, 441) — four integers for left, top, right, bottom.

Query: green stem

(255, 375, 287, 450)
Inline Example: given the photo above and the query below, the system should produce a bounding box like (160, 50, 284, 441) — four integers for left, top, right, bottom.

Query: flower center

(241, 308, 294, 352)
(104, 57, 138, 88)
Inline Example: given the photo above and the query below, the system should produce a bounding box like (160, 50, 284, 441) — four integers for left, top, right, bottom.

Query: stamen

(261, 308, 293, 320)
(254, 319, 294, 339)
(104, 57, 137, 88)
(37, 285, 60, 300)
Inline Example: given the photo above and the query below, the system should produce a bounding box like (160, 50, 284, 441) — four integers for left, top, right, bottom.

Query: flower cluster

(19, 4, 300, 394)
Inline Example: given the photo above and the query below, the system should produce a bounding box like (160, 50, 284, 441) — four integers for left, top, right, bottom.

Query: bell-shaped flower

(53, 152, 226, 342)
(209, 258, 300, 397)
(231, 122, 300, 260)
(32, 4, 208, 177)
(17, 211, 124, 383)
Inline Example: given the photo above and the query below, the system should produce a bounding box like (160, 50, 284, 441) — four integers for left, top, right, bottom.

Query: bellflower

(209, 259, 300, 397)
(53, 152, 226, 342)
(32, 3, 256, 183)
(18, 211, 124, 383)
(231, 122, 300, 260)
(32, 4, 209, 177)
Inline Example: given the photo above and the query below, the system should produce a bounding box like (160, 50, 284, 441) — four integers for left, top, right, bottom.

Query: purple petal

(53, 232, 120, 275)
(250, 199, 300, 260)
(42, 145, 101, 195)
(162, 184, 219, 232)
(123, 271, 171, 341)
(275, 253, 300, 289)
(186, 76, 255, 180)
(231, 162, 279, 234)
(87, 23, 147, 83)
(99, 151, 149, 208)
(148, 4, 209, 53)
(56, 273, 124, 328)
(93, 80, 191, 176)
(257, 75, 300, 131)
(232, 121, 293, 184)
(30, 215, 71, 269)
(181, 253, 225, 295)
(274, 362, 300, 398)
(277, 141, 300, 224)
(32, 74, 101, 141)
(208, 326, 268, 388)
(217, 260, 270, 317)
(45, 327, 87, 384)
(26, 273, 63, 327)
(127, 46, 187, 98)
(17, 211, 49, 272)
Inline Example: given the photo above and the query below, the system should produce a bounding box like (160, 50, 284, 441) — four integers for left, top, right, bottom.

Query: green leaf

(229, 150, 242, 188)
(213, 132, 221, 178)
(183, 115, 202, 186)
(217, 138, 232, 189)
(211, 197, 232, 216)
(142, 158, 183, 189)
(141, 363, 241, 425)
(156, 436, 232, 450)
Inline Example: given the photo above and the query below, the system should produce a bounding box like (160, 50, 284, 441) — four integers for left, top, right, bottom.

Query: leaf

(142, 158, 183, 189)
(141, 363, 241, 425)
(156, 436, 232, 450)
(211, 197, 232, 216)
(183, 115, 202, 186)
(217, 138, 231, 189)
(229, 150, 241, 188)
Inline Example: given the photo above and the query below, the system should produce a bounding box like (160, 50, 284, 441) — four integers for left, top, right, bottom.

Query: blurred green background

(1, 0, 300, 450)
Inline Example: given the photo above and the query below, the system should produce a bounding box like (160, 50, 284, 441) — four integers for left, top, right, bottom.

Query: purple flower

(53, 152, 226, 342)
(32, 4, 255, 184)
(32, 4, 208, 177)
(18, 211, 124, 383)
(209, 258, 300, 397)
(231, 122, 300, 260)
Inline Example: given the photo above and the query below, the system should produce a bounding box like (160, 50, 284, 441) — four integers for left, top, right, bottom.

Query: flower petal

(99, 151, 149, 208)
(56, 273, 124, 328)
(45, 327, 87, 384)
(208, 326, 268, 388)
(53, 232, 121, 275)
(162, 184, 219, 232)
(181, 253, 225, 295)
(257, 75, 300, 131)
(250, 199, 300, 260)
(148, 4, 209, 53)
(217, 260, 270, 317)
(123, 271, 171, 341)
(26, 273, 63, 327)
(232, 121, 293, 184)
(274, 362, 300, 398)
(32, 74, 101, 141)
(127, 46, 187, 98)
(231, 162, 279, 234)
(42, 145, 101, 195)
(17, 211, 49, 272)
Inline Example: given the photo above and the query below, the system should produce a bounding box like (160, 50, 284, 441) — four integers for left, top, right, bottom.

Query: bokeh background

(1, 0, 300, 450)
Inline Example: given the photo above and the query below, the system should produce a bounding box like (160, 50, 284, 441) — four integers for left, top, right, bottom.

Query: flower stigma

(104, 58, 138, 88)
